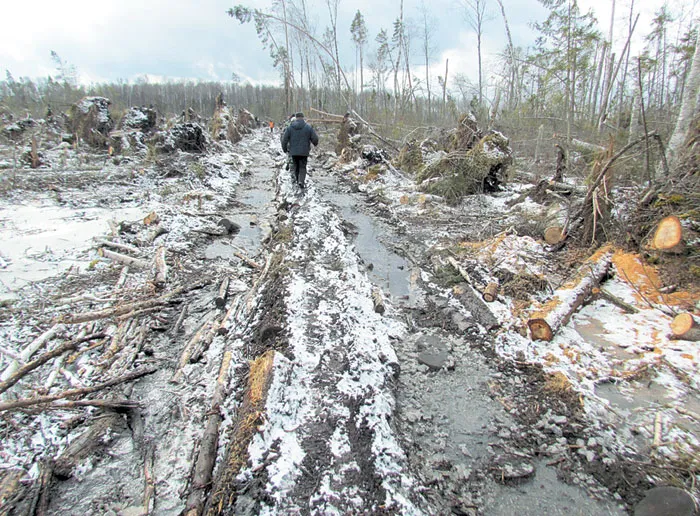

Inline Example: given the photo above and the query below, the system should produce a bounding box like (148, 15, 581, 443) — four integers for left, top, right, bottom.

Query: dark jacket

(281, 118, 319, 156)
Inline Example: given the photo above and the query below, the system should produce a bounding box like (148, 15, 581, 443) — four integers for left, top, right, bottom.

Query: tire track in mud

(215, 132, 632, 515)
(218, 139, 424, 514)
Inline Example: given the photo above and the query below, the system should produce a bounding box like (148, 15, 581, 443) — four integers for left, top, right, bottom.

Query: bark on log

(53, 412, 126, 479)
(544, 226, 565, 245)
(482, 282, 499, 303)
(204, 351, 275, 515)
(184, 351, 233, 516)
(215, 277, 230, 308)
(527, 247, 614, 341)
(0, 469, 25, 513)
(115, 266, 129, 289)
(652, 215, 685, 254)
(153, 246, 167, 288)
(98, 248, 149, 269)
(372, 288, 385, 314)
(669, 313, 700, 341)
(0, 366, 156, 412)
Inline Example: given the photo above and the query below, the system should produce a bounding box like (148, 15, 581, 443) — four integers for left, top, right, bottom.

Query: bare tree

(350, 10, 368, 111)
(418, 2, 437, 121)
(457, 0, 489, 106)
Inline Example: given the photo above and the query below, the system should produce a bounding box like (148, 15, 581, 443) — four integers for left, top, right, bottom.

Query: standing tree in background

(665, 30, 699, 174)
(419, 1, 436, 122)
(350, 10, 368, 112)
(457, 0, 489, 107)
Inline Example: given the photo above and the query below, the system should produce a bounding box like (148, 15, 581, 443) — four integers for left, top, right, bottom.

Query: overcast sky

(1, 0, 692, 89)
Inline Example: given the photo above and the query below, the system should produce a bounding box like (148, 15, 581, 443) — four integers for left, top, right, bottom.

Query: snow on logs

(651, 215, 685, 254)
(205, 350, 275, 515)
(527, 246, 614, 341)
(670, 313, 700, 341)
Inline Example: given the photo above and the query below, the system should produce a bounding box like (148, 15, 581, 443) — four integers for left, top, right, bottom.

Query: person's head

(295, 112, 304, 119)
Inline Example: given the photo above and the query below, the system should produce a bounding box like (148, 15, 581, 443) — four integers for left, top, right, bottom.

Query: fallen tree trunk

(0, 469, 26, 513)
(98, 248, 148, 269)
(372, 288, 385, 314)
(215, 277, 230, 308)
(652, 215, 685, 254)
(60, 282, 205, 325)
(527, 246, 614, 341)
(53, 412, 126, 479)
(185, 351, 233, 516)
(669, 313, 700, 341)
(171, 313, 218, 383)
(204, 350, 275, 515)
(152, 246, 167, 288)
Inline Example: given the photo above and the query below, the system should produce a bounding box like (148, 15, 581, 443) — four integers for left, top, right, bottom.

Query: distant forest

(1, 0, 698, 179)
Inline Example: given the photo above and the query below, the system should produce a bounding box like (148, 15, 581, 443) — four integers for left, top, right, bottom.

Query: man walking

(281, 112, 319, 189)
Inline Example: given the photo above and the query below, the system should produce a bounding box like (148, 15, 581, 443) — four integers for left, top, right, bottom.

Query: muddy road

(0, 127, 697, 515)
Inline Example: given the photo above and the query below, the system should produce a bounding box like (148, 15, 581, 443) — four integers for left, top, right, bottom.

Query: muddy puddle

(312, 167, 625, 515)
(0, 197, 145, 299)
(314, 171, 418, 304)
(205, 164, 276, 259)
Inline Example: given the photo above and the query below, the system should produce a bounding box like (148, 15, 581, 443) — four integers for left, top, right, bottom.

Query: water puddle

(575, 318, 636, 361)
(316, 174, 417, 303)
(0, 197, 145, 299)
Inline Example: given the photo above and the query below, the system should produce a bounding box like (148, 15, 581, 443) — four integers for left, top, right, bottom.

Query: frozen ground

(0, 125, 697, 515)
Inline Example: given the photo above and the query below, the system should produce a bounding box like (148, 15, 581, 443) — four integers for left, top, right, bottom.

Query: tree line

(1, 0, 698, 175)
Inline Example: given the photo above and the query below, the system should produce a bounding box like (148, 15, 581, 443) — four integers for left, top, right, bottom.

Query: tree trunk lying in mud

(185, 351, 233, 516)
(0, 469, 26, 513)
(652, 215, 685, 254)
(527, 246, 614, 341)
(98, 247, 148, 269)
(670, 313, 700, 341)
(204, 350, 276, 515)
(372, 288, 386, 314)
(53, 412, 127, 479)
(215, 277, 230, 308)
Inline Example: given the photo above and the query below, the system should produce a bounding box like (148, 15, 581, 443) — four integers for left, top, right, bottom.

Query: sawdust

(612, 250, 700, 310)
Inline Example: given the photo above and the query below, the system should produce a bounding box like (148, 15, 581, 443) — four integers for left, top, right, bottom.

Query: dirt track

(0, 128, 696, 515)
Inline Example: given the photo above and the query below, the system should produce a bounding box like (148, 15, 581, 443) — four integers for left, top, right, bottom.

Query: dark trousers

(291, 155, 308, 186)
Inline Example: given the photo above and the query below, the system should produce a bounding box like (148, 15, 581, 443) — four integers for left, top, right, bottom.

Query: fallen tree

(527, 246, 614, 341)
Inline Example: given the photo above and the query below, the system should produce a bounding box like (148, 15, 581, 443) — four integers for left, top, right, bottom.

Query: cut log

(152, 246, 167, 288)
(482, 282, 499, 303)
(204, 351, 275, 515)
(215, 277, 230, 308)
(371, 288, 385, 314)
(652, 215, 685, 253)
(669, 313, 700, 341)
(184, 351, 233, 516)
(98, 247, 148, 269)
(544, 226, 565, 245)
(53, 412, 126, 479)
(527, 246, 613, 341)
